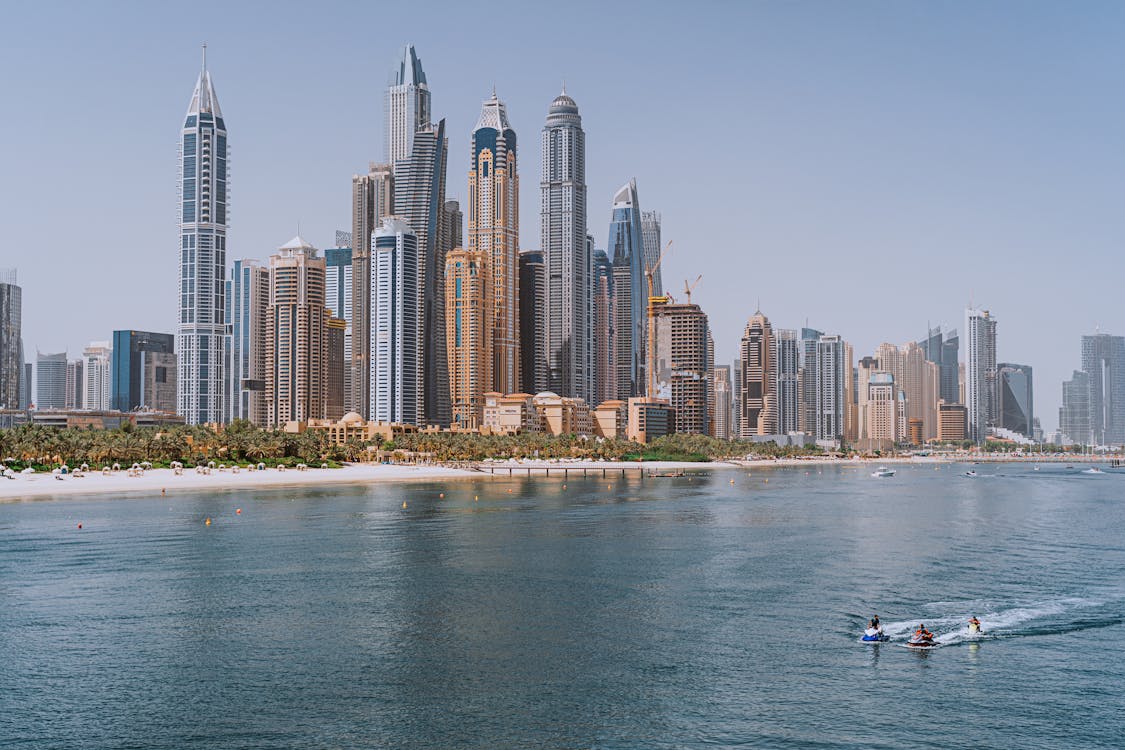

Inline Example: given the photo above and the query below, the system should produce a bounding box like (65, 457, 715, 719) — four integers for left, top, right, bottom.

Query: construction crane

(646, 240, 672, 399)
(682, 275, 702, 304)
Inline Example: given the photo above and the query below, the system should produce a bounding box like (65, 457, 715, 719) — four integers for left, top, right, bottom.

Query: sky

(3, 0, 1124, 431)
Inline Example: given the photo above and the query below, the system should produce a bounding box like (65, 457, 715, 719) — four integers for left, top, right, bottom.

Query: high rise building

(468, 91, 520, 395)
(111, 331, 176, 413)
(445, 248, 491, 429)
(653, 301, 710, 434)
(591, 249, 615, 406)
(178, 47, 228, 425)
(81, 341, 109, 411)
(608, 180, 645, 400)
(394, 119, 450, 426)
(541, 90, 590, 401)
(350, 163, 394, 417)
(900, 342, 939, 439)
(799, 328, 823, 435)
(20, 361, 31, 409)
(964, 308, 997, 442)
(739, 312, 776, 436)
(371, 218, 421, 425)
(711, 365, 732, 439)
(0, 269, 21, 409)
(919, 326, 960, 404)
(640, 211, 663, 297)
(518, 250, 547, 394)
(997, 362, 1033, 438)
(36, 351, 66, 410)
(385, 44, 431, 165)
(815, 335, 847, 445)
(266, 236, 327, 426)
(865, 372, 899, 445)
(326, 317, 346, 421)
(1059, 370, 1092, 444)
(774, 329, 800, 434)
(1080, 333, 1125, 445)
(65, 359, 84, 410)
(325, 246, 352, 417)
(227, 259, 270, 424)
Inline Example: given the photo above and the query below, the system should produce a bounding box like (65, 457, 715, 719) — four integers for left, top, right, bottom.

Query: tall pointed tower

(468, 91, 520, 395)
(178, 46, 229, 425)
(385, 44, 431, 165)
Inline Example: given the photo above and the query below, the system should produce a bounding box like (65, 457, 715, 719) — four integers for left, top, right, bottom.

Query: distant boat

(1083, 467, 1104, 475)
(871, 467, 896, 478)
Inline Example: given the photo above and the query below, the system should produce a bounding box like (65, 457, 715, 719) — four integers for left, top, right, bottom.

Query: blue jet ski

(862, 627, 890, 642)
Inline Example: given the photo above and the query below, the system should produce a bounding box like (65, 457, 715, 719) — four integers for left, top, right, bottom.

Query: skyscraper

(541, 90, 590, 400)
(65, 359, 84, 410)
(964, 308, 997, 442)
(640, 211, 663, 297)
(266, 237, 327, 426)
(815, 335, 847, 445)
(178, 47, 228, 425)
(385, 44, 431, 165)
(591, 249, 615, 406)
(919, 326, 960, 404)
(739, 312, 776, 436)
(468, 91, 520, 395)
(445, 248, 491, 429)
(1059, 370, 1091, 444)
(608, 180, 645, 400)
(371, 218, 421, 425)
(227, 259, 269, 424)
(711, 365, 732, 439)
(36, 351, 66, 410)
(997, 362, 1033, 438)
(394, 118, 449, 426)
(111, 331, 176, 413)
(0, 269, 21, 409)
(799, 327, 823, 435)
(653, 301, 710, 434)
(518, 250, 547, 394)
(325, 246, 353, 416)
(350, 163, 394, 417)
(774, 328, 801, 434)
(1080, 333, 1125, 445)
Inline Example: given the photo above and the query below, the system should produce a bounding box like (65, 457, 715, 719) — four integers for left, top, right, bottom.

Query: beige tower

(468, 92, 520, 395)
(266, 236, 327, 427)
(739, 311, 776, 436)
(445, 248, 492, 429)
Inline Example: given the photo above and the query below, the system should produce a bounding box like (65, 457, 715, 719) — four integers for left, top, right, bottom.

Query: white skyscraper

(178, 47, 229, 424)
(815, 334, 847, 446)
(964, 307, 997, 443)
(371, 218, 421, 425)
(83, 341, 112, 412)
(385, 45, 431, 165)
(541, 89, 590, 400)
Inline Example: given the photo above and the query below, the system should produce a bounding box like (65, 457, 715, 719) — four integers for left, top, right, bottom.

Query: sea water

(1, 463, 1122, 748)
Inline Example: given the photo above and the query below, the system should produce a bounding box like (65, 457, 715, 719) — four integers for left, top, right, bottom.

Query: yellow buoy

(474, 495, 479, 501)
(729, 478, 735, 484)
(402, 501, 407, 509)
(204, 517, 211, 526)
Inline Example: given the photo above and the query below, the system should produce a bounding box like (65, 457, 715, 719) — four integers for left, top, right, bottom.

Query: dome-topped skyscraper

(540, 88, 589, 402)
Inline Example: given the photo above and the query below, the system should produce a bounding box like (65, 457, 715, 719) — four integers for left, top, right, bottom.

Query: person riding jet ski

(968, 616, 982, 634)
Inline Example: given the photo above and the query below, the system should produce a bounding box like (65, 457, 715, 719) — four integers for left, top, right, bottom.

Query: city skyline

(6, 3, 1125, 430)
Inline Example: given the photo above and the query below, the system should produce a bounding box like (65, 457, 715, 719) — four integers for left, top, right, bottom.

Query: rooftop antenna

(202, 42, 207, 73)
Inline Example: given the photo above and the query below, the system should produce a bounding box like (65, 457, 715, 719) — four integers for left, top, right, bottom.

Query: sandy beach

(0, 463, 480, 501)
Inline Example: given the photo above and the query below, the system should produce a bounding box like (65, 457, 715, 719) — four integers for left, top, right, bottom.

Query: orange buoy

(439, 493, 444, 498)
(77, 523, 82, 529)
(204, 517, 211, 526)
(236, 508, 241, 515)
(507, 488, 513, 493)
(562, 484, 567, 489)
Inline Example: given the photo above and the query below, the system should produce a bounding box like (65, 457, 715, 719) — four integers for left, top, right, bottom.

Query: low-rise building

(938, 402, 967, 442)
(592, 399, 628, 439)
(533, 391, 592, 436)
(627, 397, 674, 443)
(482, 392, 539, 435)
(305, 411, 419, 446)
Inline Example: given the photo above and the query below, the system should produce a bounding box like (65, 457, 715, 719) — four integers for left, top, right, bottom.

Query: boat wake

(876, 596, 1123, 646)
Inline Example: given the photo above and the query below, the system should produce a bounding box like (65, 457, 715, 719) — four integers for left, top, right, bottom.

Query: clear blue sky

(4, 0, 1124, 430)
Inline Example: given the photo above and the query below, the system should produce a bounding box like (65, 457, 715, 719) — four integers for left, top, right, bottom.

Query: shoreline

(1, 455, 1118, 502)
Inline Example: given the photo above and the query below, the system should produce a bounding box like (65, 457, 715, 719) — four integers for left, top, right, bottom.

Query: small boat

(964, 470, 977, 478)
(1083, 467, 1104, 475)
(871, 467, 896, 478)
(862, 627, 890, 642)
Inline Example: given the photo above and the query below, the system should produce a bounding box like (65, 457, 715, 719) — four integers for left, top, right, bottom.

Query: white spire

(186, 45, 223, 119)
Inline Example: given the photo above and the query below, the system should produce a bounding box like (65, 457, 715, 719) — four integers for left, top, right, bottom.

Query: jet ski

(907, 632, 937, 648)
(964, 470, 977, 477)
(871, 467, 896, 478)
(1083, 467, 1104, 474)
(862, 627, 890, 642)
(968, 621, 983, 635)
